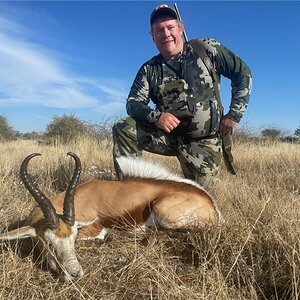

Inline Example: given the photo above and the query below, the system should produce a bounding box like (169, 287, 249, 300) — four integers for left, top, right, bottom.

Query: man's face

(151, 17, 184, 60)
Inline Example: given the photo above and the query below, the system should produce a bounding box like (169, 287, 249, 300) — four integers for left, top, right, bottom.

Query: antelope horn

(20, 153, 59, 229)
(62, 152, 81, 225)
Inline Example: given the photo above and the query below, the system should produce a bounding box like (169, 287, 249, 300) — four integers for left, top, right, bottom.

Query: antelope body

(0, 153, 222, 281)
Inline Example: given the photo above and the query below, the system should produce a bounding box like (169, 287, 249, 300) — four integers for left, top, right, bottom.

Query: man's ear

(179, 23, 184, 35)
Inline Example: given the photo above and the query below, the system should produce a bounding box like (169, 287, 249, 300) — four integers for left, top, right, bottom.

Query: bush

(261, 127, 284, 140)
(0, 115, 15, 141)
(43, 114, 88, 144)
(86, 119, 114, 142)
(22, 131, 43, 140)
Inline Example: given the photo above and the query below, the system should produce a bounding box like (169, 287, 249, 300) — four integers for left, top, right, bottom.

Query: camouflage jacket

(126, 38, 252, 127)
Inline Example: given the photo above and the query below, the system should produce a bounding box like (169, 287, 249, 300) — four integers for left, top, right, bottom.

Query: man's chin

(161, 49, 179, 60)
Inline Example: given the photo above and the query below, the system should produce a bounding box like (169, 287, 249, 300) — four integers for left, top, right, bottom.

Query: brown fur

(46, 178, 220, 237)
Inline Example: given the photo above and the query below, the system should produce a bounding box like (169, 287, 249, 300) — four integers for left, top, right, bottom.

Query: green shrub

(0, 115, 15, 141)
(43, 114, 88, 144)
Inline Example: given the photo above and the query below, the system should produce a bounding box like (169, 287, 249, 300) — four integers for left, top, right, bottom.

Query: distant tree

(22, 131, 42, 140)
(0, 115, 15, 141)
(43, 114, 88, 144)
(281, 136, 299, 143)
(14, 131, 22, 138)
(294, 127, 300, 138)
(261, 127, 282, 140)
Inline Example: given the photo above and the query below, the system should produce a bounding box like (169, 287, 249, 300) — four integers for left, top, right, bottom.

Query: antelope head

(0, 152, 88, 281)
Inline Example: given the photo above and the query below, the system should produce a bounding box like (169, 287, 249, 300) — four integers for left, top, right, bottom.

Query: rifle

(173, 3, 238, 175)
(174, 3, 188, 43)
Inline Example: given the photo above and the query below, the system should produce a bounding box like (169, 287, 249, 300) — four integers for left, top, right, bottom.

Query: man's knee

(112, 118, 139, 148)
(113, 117, 134, 135)
(112, 117, 142, 161)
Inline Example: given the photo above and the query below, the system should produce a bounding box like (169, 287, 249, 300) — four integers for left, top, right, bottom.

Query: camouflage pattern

(113, 38, 252, 184)
(157, 79, 196, 120)
(113, 117, 222, 185)
(127, 38, 252, 126)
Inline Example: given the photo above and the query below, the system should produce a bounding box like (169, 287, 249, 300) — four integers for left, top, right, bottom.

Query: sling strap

(188, 39, 237, 175)
(188, 39, 223, 113)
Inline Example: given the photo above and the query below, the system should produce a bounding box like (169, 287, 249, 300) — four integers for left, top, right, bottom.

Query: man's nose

(161, 28, 170, 37)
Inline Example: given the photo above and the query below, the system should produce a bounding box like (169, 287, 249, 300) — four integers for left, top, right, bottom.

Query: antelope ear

(0, 226, 37, 241)
(75, 219, 96, 229)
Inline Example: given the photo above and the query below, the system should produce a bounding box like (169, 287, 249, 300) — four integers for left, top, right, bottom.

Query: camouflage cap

(150, 4, 178, 25)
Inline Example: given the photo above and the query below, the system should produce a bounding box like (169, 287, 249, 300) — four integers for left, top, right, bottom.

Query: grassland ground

(0, 138, 299, 299)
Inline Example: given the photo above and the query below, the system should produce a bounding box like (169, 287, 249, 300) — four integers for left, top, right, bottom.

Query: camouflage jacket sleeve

(199, 38, 252, 122)
(126, 61, 161, 125)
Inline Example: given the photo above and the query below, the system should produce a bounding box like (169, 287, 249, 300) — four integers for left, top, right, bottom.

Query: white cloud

(0, 15, 28, 36)
(0, 16, 128, 112)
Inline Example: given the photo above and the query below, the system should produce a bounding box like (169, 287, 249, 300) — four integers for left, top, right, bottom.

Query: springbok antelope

(0, 152, 222, 281)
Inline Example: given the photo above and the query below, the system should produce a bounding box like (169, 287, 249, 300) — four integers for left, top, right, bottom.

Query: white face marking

(43, 225, 83, 281)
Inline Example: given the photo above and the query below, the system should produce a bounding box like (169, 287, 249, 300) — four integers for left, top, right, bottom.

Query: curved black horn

(20, 153, 59, 228)
(62, 152, 81, 225)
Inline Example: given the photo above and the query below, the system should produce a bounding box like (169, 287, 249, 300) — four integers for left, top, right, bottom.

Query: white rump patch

(116, 156, 203, 189)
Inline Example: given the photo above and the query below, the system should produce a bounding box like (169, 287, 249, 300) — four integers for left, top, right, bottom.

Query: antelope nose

(63, 260, 84, 281)
(70, 264, 84, 280)
(63, 267, 84, 282)
(75, 267, 84, 279)
(72, 269, 84, 281)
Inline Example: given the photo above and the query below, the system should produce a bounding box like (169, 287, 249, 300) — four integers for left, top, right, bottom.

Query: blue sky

(0, 1, 299, 135)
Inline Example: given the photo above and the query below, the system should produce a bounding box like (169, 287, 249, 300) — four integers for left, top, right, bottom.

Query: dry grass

(0, 137, 299, 299)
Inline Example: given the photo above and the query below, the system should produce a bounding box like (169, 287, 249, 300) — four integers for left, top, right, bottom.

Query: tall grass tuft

(0, 138, 299, 299)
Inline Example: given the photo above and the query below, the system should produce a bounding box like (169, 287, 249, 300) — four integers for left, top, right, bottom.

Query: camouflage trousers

(112, 117, 222, 185)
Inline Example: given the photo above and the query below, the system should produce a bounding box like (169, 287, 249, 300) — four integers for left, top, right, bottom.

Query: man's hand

(220, 116, 238, 136)
(156, 112, 181, 133)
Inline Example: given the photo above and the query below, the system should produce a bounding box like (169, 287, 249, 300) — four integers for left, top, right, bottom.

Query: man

(112, 4, 252, 185)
